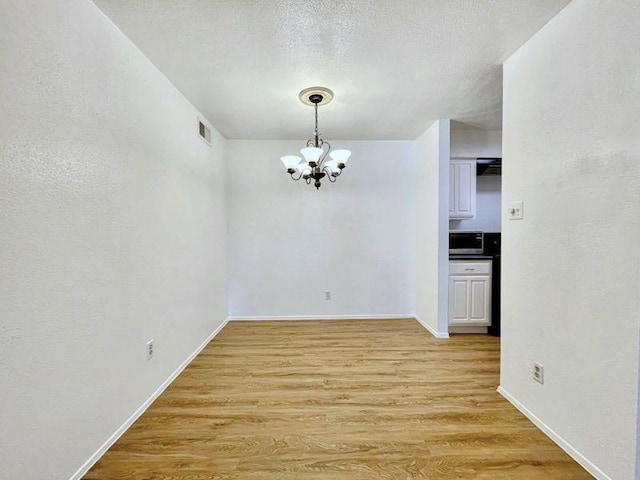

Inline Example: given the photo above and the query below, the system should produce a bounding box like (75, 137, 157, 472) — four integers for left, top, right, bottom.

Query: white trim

(69, 318, 230, 480)
(497, 386, 611, 480)
(227, 314, 414, 321)
(413, 315, 450, 339)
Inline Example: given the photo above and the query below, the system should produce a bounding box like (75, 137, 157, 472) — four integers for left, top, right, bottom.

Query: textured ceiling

(92, 0, 571, 140)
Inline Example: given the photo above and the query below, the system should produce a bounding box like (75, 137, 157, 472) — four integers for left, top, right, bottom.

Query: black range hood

(476, 157, 501, 176)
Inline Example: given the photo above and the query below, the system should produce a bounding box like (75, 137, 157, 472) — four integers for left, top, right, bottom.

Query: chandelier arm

(325, 168, 338, 183)
(289, 170, 304, 181)
(318, 141, 331, 168)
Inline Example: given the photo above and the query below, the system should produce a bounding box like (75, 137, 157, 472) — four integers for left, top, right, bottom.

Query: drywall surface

(415, 120, 450, 336)
(450, 128, 502, 232)
(0, 1, 227, 478)
(501, 1, 640, 478)
(450, 128, 502, 158)
(226, 140, 416, 317)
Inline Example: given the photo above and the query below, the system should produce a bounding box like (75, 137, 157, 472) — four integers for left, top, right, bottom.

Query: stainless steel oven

(449, 231, 483, 254)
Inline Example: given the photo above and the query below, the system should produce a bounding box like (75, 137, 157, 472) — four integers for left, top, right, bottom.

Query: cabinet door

(448, 274, 491, 326)
(468, 276, 491, 325)
(448, 275, 469, 324)
(450, 159, 477, 219)
(449, 162, 455, 216)
(455, 162, 474, 217)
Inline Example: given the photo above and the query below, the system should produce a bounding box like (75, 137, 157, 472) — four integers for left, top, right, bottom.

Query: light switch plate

(508, 201, 524, 220)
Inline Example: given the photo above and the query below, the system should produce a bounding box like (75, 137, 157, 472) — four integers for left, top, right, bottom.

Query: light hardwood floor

(84, 319, 592, 479)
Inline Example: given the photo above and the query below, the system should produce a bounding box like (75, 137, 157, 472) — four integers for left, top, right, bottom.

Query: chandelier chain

(314, 103, 319, 147)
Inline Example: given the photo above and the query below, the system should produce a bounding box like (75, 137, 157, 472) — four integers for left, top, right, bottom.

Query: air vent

(198, 118, 211, 145)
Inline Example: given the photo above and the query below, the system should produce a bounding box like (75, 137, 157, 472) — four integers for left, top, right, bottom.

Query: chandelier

(280, 87, 351, 190)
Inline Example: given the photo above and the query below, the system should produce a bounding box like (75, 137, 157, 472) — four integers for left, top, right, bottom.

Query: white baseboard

(227, 314, 415, 321)
(413, 315, 450, 338)
(69, 318, 230, 480)
(497, 386, 611, 480)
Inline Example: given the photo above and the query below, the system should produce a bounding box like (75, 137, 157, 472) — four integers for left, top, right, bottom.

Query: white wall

(500, 1, 640, 479)
(0, 1, 227, 479)
(450, 128, 502, 232)
(450, 127, 502, 158)
(226, 140, 416, 317)
(415, 120, 450, 337)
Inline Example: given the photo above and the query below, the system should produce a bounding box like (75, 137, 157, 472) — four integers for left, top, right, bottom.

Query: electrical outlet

(508, 200, 524, 220)
(532, 362, 544, 384)
(325, 290, 331, 301)
(146, 340, 154, 360)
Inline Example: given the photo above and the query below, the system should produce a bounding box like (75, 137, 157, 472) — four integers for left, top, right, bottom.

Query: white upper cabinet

(449, 159, 477, 219)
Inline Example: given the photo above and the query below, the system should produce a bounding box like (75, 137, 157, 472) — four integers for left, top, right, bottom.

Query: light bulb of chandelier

(300, 147, 323, 167)
(329, 149, 351, 168)
(281, 155, 302, 171)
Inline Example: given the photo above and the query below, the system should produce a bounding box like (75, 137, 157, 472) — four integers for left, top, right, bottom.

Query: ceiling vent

(198, 118, 211, 145)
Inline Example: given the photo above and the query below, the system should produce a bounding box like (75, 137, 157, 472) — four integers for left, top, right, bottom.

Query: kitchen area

(448, 125, 502, 336)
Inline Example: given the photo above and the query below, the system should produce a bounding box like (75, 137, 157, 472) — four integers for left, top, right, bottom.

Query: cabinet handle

(465, 268, 475, 271)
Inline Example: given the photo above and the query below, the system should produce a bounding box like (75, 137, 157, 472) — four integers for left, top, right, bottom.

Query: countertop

(449, 254, 493, 260)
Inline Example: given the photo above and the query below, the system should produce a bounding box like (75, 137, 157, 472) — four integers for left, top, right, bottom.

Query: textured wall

(450, 128, 502, 159)
(0, 1, 227, 478)
(226, 140, 416, 318)
(415, 120, 450, 336)
(501, 1, 640, 478)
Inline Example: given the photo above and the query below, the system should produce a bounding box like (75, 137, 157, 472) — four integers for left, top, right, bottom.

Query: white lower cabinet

(448, 260, 491, 326)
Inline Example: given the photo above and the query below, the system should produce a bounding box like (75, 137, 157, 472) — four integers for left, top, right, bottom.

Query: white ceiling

(93, 0, 571, 140)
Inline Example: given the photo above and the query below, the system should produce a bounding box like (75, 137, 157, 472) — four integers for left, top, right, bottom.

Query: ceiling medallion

(280, 87, 351, 190)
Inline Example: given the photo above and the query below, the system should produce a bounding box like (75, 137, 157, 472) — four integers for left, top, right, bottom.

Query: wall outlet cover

(533, 362, 544, 384)
(146, 340, 154, 360)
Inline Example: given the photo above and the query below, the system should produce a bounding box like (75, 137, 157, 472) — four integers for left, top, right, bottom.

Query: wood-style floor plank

(84, 319, 592, 479)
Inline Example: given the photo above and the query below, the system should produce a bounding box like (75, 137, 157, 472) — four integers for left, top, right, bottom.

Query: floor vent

(198, 118, 211, 145)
